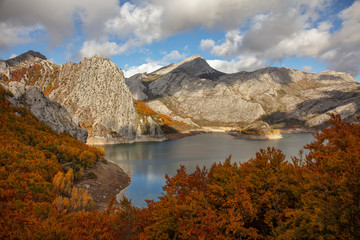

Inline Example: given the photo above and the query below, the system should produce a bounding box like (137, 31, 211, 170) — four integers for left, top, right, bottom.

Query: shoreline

(87, 127, 316, 146)
(75, 159, 131, 211)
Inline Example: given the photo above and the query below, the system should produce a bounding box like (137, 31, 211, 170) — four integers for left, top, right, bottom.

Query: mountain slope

(126, 55, 360, 130)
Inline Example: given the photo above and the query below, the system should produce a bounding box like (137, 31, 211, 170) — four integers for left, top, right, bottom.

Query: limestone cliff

(1, 51, 165, 144)
(49, 55, 137, 144)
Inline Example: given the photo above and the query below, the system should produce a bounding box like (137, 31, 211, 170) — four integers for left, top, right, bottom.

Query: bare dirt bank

(75, 160, 131, 211)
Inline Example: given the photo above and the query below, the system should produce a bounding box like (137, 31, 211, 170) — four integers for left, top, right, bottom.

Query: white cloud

(208, 56, 266, 73)
(303, 66, 313, 72)
(9, 54, 18, 59)
(123, 50, 187, 77)
(199, 1, 360, 76)
(0, 22, 43, 49)
(79, 40, 126, 58)
(201, 31, 242, 58)
(123, 62, 164, 78)
(200, 39, 215, 51)
(0, 0, 119, 48)
(162, 50, 186, 62)
(319, 1, 360, 76)
(155, 0, 291, 33)
(106, 2, 163, 43)
(201, 8, 331, 60)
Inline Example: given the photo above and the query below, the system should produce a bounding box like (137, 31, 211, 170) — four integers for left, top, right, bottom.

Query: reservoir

(102, 132, 314, 207)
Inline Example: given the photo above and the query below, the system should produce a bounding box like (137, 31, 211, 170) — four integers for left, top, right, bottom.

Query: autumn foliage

(1, 80, 360, 239)
(0, 85, 104, 238)
(134, 100, 187, 133)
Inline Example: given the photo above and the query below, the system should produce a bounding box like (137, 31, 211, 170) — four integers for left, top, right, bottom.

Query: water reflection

(102, 132, 314, 207)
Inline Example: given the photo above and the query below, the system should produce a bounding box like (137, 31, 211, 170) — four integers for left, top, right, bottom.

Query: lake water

(102, 132, 314, 207)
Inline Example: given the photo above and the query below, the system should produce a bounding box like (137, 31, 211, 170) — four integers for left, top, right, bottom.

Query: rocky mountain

(126, 55, 360, 130)
(0, 50, 47, 77)
(2, 51, 359, 145)
(0, 51, 166, 144)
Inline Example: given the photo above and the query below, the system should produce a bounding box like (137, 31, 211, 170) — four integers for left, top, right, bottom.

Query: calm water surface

(102, 132, 314, 207)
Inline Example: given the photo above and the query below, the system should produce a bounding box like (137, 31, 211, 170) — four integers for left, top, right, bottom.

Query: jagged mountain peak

(152, 54, 224, 80)
(5, 50, 47, 67)
(182, 54, 203, 62)
(170, 55, 225, 80)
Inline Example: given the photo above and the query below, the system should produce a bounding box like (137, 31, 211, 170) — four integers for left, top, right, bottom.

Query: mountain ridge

(1, 50, 360, 144)
(126, 54, 359, 131)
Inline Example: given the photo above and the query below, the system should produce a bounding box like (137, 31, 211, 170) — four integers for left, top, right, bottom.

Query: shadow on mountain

(261, 112, 306, 128)
(263, 88, 360, 128)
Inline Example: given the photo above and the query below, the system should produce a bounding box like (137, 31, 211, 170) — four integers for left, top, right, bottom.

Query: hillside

(0, 84, 128, 237)
(126, 55, 360, 131)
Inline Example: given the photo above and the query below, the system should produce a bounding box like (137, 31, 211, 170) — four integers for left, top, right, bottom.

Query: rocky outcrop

(1, 52, 167, 144)
(1, 81, 87, 142)
(126, 55, 360, 129)
(50, 55, 137, 144)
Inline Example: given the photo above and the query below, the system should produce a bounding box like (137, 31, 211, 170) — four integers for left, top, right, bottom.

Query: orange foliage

(11, 67, 28, 82)
(134, 100, 187, 133)
(134, 100, 156, 116)
(43, 69, 60, 95)
(27, 64, 44, 85)
(0, 74, 9, 82)
(6, 64, 60, 96)
(0, 85, 104, 238)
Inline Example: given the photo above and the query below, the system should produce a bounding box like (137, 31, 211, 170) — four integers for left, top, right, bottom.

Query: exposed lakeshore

(75, 159, 131, 211)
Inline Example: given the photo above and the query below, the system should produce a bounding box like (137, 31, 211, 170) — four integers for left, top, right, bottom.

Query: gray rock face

(147, 100, 199, 126)
(51, 55, 137, 144)
(2, 81, 87, 142)
(126, 55, 359, 128)
(125, 73, 148, 101)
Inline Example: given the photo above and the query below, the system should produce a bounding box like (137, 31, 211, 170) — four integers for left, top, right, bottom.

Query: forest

(1, 83, 360, 239)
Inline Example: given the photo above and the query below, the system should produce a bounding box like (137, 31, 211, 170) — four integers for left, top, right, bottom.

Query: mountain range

(1, 50, 360, 144)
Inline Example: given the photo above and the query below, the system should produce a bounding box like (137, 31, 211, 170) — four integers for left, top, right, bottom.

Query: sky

(0, 0, 359, 79)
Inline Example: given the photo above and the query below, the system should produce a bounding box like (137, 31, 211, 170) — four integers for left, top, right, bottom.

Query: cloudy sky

(0, 0, 359, 79)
